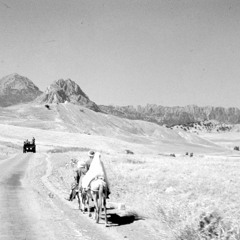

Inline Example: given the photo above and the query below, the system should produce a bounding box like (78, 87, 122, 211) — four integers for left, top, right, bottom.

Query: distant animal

(185, 152, 189, 156)
(170, 153, 176, 157)
(190, 153, 193, 157)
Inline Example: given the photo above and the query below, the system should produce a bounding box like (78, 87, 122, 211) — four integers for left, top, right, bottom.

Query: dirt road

(0, 153, 172, 240)
(0, 154, 35, 239)
(0, 154, 112, 240)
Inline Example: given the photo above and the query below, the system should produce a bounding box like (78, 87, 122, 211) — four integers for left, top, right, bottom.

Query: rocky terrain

(99, 104, 240, 126)
(0, 73, 42, 107)
(169, 120, 234, 134)
(1, 73, 240, 127)
(35, 79, 100, 112)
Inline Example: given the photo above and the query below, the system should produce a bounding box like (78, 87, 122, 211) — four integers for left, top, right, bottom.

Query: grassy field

(2, 104, 240, 239)
(48, 150, 240, 240)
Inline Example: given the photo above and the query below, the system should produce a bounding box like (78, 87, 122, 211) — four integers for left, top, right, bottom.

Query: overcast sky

(1, 0, 240, 108)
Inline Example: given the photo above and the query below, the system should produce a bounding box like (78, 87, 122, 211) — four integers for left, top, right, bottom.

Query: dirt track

(0, 153, 172, 240)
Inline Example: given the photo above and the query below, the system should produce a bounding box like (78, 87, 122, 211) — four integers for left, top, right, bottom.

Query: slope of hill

(0, 73, 42, 107)
(169, 120, 233, 134)
(35, 79, 100, 111)
(0, 103, 226, 154)
(99, 104, 240, 126)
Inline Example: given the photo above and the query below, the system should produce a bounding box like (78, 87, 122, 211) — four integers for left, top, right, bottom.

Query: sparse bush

(45, 104, 50, 110)
(126, 159, 145, 164)
(125, 149, 134, 154)
(234, 146, 239, 151)
(197, 211, 240, 240)
(47, 147, 91, 153)
(199, 211, 222, 239)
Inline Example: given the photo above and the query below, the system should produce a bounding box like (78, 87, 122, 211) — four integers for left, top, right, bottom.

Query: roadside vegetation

(48, 150, 240, 240)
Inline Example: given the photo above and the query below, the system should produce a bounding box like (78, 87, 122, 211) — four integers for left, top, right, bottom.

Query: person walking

(66, 150, 95, 201)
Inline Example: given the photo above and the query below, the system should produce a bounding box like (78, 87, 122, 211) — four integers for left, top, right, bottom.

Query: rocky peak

(36, 78, 100, 112)
(0, 73, 40, 93)
(0, 73, 42, 107)
(47, 79, 89, 100)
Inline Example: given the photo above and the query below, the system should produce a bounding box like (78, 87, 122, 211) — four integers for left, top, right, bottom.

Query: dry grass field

(1, 103, 240, 239)
(47, 150, 240, 240)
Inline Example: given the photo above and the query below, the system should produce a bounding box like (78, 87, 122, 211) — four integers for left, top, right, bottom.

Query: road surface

(0, 153, 115, 240)
(0, 153, 172, 240)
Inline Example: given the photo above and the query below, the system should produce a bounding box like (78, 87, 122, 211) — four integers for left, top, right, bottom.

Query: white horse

(80, 152, 109, 226)
(90, 178, 108, 226)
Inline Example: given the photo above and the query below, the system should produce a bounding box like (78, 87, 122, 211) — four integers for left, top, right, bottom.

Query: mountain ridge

(35, 78, 100, 111)
(1, 73, 240, 126)
(0, 73, 42, 107)
(99, 104, 240, 126)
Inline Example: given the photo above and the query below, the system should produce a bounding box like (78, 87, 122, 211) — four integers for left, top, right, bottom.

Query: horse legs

(95, 184, 104, 224)
(86, 191, 91, 217)
(103, 187, 108, 226)
(90, 181, 108, 225)
(92, 191, 99, 222)
(79, 191, 86, 213)
(97, 188, 102, 224)
(76, 192, 81, 210)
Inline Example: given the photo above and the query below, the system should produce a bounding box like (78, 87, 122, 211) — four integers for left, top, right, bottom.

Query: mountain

(1, 73, 240, 127)
(35, 79, 100, 111)
(99, 104, 240, 126)
(0, 73, 42, 107)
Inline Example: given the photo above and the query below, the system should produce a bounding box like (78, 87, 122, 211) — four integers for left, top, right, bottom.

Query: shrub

(45, 104, 50, 110)
(125, 149, 134, 154)
(234, 146, 239, 151)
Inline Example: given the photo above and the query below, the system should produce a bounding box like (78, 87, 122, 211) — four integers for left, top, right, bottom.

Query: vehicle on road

(23, 138, 36, 153)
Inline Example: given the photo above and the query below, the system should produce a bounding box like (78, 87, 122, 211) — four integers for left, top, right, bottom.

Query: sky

(1, 0, 240, 108)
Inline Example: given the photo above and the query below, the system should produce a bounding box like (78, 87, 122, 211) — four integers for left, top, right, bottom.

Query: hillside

(0, 73, 42, 107)
(0, 103, 225, 154)
(169, 120, 233, 134)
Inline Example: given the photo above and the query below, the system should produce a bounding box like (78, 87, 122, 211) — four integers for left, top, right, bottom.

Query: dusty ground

(0, 151, 174, 240)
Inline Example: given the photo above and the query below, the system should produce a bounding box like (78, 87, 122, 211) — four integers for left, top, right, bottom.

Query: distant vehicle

(23, 138, 36, 153)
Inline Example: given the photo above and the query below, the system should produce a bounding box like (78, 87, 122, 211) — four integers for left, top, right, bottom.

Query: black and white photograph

(1, 0, 240, 239)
